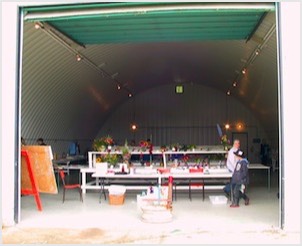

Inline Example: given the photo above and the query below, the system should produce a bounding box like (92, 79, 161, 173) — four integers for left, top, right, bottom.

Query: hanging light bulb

(117, 84, 121, 90)
(76, 54, 82, 61)
(34, 22, 41, 29)
(236, 123, 244, 130)
(128, 93, 132, 98)
(131, 124, 137, 130)
(241, 68, 246, 74)
(225, 124, 230, 130)
(226, 90, 231, 96)
(232, 81, 237, 87)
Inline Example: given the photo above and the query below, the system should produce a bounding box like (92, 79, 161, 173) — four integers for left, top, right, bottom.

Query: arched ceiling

(21, 2, 278, 144)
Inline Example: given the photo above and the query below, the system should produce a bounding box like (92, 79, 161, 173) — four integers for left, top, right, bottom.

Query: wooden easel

(21, 150, 42, 211)
(21, 146, 58, 211)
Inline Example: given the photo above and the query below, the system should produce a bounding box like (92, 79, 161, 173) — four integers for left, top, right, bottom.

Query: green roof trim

(23, 2, 275, 44)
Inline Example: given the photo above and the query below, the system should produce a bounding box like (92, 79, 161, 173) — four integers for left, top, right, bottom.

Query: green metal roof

(23, 2, 275, 44)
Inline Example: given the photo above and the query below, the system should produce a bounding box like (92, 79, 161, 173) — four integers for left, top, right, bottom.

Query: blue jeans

(223, 183, 234, 195)
(232, 183, 249, 205)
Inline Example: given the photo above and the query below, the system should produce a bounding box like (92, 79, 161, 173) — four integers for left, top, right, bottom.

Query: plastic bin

(209, 195, 228, 205)
(108, 185, 126, 205)
(109, 194, 125, 205)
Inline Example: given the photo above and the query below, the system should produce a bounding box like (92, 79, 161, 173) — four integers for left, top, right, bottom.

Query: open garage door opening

(12, 2, 286, 240)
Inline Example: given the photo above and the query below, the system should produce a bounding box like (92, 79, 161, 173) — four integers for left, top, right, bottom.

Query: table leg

(81, 171, 86, 194)
(56, 170, 60, 189)
(99, 178, 106, 203)
(268, 168, 271, 191)
(202, 179, 205, 201)
(189, 179, 192, 201)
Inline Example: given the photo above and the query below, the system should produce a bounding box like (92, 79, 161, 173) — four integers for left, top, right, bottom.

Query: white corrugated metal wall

(98, 83, 265, 163)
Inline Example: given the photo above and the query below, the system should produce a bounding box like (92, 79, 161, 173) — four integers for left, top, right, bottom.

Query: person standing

(68, 140, 80, 156)
(37, 138, 46, 145)
(223, 139, 240, 196)
(226, 139, 240, 173)
(230, 149, 250, 207)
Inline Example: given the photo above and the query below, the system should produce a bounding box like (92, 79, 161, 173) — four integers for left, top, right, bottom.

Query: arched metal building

(1, 1, 300, 234)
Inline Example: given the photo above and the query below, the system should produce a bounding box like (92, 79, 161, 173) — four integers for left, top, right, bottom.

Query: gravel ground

(2, 226, 300, 244)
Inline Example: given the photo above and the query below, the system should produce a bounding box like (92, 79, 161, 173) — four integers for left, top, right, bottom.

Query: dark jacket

(231, 158, 249, 185)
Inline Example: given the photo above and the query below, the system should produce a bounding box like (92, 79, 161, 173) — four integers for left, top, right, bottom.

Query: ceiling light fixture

(226, 90, 231, 96)
(76, 54, 82, 61)
(131, 124, 137, 131)
(117, 85, 121, 90)
(34, 22, 42, 29)
(225, 123, 230, 130)
(232, 81, 237, 87)
(131, 97, 138, 131)
(35, 21, 134, 98)
(236, 123, 244, 130)
(245, 25, 276, 66)
(230, 24, 275, 94)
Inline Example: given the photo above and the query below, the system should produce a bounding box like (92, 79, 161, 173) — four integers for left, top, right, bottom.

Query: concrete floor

(2, 171, 300, 244)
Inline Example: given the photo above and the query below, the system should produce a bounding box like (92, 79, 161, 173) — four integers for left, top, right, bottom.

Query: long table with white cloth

(90, 169, 232, 201)
(81, 164, 270, 196)
(82, 148, 271, 197)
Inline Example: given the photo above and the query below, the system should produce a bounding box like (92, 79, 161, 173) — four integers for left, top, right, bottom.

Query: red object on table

(157, 168, 170, 174)
(189, 168, 203, 173)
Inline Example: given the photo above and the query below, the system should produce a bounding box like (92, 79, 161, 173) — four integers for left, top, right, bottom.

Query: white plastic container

(209, 195, 228, 205)
(108, 185, 126, 195)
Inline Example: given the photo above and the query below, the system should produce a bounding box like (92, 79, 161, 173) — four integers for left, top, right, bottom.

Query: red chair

(59, 170, 83, 203)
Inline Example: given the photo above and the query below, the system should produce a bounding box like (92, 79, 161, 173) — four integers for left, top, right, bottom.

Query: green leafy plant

(121, 140, 131, 161)
(93, 135, 114, 151)
(96, 153, 119, 166)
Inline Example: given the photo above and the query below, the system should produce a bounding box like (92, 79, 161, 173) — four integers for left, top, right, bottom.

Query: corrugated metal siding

(24, 3, 274, 43)
(21, 22, 124, 155)
(98, 84, 265, 163)
(20, 6, 278, 157)
(47, 11, 264, 43)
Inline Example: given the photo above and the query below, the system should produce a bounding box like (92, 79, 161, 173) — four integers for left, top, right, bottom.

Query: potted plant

(93, 135, 114, 151)
(220, 134, 231, 150)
